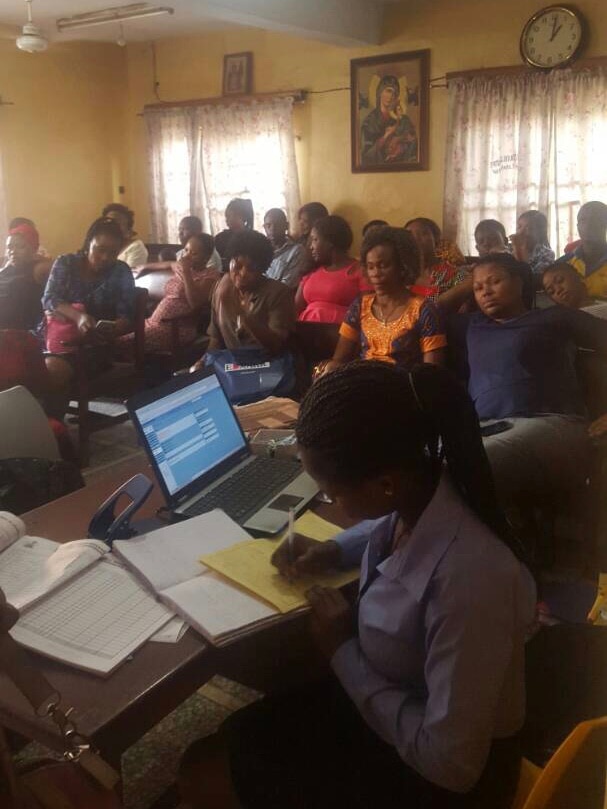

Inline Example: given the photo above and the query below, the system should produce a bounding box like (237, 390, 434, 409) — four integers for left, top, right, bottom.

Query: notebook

(199, 529, 359, 613)
(0, 512, 174, 676)
(113, 510, 356, 645)
(127, 369, 318, 534)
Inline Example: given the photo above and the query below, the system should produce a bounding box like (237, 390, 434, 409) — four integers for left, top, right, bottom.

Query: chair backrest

(0, 386, 60, 461)
(144, 243, 181, 262)
(521, 716, 607, 809)
(135, 270, 173, 304)
(294, 322, 340, 365)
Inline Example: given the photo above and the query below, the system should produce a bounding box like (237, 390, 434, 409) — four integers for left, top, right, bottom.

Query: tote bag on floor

(204, 348, 295, 405)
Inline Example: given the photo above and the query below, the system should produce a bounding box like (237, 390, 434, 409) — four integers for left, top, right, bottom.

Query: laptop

(127, 368, 318, 534)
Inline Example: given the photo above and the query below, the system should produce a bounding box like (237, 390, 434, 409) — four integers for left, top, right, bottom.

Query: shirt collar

(378, 471, 466, 601)
(273, 238, 295, 257)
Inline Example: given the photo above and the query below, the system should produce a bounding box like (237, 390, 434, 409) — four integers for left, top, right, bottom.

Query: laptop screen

(133, 373, 247, 496)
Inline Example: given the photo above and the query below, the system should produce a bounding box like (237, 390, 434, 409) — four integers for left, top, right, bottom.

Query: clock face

(521, 6, 583, 68)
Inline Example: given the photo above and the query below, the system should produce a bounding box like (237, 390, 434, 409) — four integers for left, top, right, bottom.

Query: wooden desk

(0, 456, 214, 765)
(0, 454, 352, 763)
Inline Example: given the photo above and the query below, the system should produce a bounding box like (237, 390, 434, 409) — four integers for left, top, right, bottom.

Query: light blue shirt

(265, 239, 307, 288)
(331, 472, 536, 793)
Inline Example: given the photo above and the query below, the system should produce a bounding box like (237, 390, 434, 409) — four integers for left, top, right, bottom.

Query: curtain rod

(441, 55, 607, 83)
(141, 89, 306, 114)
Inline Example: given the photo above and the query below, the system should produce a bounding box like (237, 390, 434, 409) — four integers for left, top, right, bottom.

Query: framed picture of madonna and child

(350, 49, 430, 173)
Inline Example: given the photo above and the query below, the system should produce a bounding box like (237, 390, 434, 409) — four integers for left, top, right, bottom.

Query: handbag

(45, 304, 85, 354)
(204, 347, 295, 405)
(0, 629, 122, 808)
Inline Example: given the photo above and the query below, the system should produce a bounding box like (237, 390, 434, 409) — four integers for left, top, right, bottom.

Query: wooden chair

(70, 288, 148, 467)
(512, 716, 607, 809)
(143, 243, 181, 262)
(134, 270, 211, 374)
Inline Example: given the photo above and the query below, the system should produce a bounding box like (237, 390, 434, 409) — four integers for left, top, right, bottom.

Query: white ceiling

(0, 0, 402, 46)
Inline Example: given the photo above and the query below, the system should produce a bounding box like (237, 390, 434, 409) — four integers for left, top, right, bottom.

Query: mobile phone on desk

(480, 420, 513, 438)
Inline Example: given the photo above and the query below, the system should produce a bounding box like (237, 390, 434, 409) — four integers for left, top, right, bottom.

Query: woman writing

(43, 217, 135, 391)
(296, 215, 369, 323)
(179, 362, 535, 809)
(323, 226, 446, 372)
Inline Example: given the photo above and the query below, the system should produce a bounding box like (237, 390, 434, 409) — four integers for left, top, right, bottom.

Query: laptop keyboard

(184, 456, 302, 524)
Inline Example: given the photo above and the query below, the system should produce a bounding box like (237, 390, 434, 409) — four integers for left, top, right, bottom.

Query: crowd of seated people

(4, 192, 607, 809)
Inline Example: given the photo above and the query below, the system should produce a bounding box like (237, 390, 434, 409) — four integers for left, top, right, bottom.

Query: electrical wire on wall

(151, 42, 164, 102)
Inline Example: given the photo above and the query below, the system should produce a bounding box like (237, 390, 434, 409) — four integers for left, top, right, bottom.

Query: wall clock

(520, 6, 584, 69)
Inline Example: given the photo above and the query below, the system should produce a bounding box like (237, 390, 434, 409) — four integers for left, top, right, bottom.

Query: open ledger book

(113, 510, 357, 646)
(0, 512, 173, 676)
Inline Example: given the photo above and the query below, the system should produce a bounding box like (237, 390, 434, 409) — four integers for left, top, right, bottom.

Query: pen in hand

(287, 507, 295, 565)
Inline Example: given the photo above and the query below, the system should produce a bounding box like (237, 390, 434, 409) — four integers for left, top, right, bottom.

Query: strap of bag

(0, 633, 120, 791)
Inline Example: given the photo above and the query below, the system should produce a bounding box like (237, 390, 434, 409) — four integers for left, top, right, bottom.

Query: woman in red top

(296, 216, 369, 323)
(405, 217, 468, 300)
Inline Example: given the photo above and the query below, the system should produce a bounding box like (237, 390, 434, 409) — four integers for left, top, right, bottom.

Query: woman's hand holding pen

(271, 535, 341, 580)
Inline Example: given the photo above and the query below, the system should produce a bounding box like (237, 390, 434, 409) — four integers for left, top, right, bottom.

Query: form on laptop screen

(134, 375, 246, 496)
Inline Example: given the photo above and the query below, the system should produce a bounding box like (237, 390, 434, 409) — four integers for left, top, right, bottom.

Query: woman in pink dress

(296, 215, 369, 323)
(121, 234, 220, 354)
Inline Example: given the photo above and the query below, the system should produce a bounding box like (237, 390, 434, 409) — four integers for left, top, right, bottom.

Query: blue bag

(204, 348, 295, 405)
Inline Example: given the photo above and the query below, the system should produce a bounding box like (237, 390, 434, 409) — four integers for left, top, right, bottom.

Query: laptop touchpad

(268, 494, 304, 512)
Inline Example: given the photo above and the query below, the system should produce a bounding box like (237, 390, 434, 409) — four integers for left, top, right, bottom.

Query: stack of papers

(200, 513, 357, 613)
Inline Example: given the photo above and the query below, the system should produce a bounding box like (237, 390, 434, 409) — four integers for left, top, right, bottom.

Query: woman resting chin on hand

(178, 361, 535, 809)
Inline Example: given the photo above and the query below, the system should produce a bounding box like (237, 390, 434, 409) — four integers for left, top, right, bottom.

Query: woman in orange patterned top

(321, 227, 446, 374)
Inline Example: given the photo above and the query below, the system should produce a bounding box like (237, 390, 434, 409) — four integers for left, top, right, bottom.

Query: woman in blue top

(464, 251, 607, 509)
(179, 362, 535, 809)
(43, 217, 136, 391)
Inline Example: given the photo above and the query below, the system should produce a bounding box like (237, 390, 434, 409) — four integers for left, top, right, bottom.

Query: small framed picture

(350, 49, 430, 173)
(222, 52, 253, 96)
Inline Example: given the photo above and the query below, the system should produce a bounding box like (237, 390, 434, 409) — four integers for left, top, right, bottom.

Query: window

(145, 98, 301, 243)
(444, 68, 607, 255)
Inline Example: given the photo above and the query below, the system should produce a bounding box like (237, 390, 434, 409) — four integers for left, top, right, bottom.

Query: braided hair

(81, 217, 124, 254)
(360, 226, 421, 286)
(296, 361, 527, 562)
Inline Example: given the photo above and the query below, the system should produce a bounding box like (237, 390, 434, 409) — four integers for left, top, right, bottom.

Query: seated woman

(324, 226, 446, 373)
(179, 362, 535, 809)
(120, 234, 219, 355)
(296, 215, 369, 323)
(474, 219, 510, 257)
(405, 217, 468, 299)
(297, 201, 329, 247)
(191, 230, 295, 369)
(542, 261, 607, 318)
(510, 210, 555, 277)
(214, 199, 255, 270)
(406, 216, 465, 266)
(462, 251, 607, 509)
(102, 203, 149, 269)
(0, 223, 47, 330)
(43, 217, 136, 392)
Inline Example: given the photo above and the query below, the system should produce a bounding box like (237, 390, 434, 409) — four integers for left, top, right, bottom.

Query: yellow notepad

(199, 512, 359, 613)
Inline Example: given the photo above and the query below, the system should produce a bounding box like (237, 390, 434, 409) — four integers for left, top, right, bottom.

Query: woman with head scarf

(361, 75, 418, 166)
(0, 223, 46, 330)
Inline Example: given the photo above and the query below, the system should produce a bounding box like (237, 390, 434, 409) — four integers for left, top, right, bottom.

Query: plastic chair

(512, 716, 607, 809)
(0, 385, 60, 461)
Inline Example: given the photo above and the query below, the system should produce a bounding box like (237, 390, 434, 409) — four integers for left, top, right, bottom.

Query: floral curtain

(444, 68, 607, 255)
(144, 97, 300, 242)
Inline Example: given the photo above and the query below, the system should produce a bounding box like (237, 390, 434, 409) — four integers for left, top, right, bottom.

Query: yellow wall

(124, 0, 607, 248)
(0, 40, 127, 255)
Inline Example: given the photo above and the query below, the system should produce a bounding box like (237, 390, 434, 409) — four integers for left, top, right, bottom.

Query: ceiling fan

(15, 0, 48, 53)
